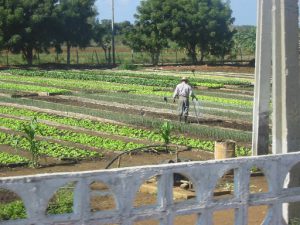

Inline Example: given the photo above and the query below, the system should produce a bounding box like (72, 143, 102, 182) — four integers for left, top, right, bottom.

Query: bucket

(214, 140, 236, 160)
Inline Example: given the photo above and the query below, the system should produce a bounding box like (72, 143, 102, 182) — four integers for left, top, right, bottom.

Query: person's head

(181, 77, 188, 83)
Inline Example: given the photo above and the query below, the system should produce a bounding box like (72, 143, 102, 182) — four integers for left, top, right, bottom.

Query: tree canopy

(0, 0, 96, 65)
(124, 0, 235, 65)
(0, 0, 58, 65)
(232, 26, 256, 61)
(124, 0, 169, 66)
(55, 0, 97, 65)
(0, 0, 238, 66)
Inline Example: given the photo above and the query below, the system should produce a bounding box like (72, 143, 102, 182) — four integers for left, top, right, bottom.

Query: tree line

(0, 0, 256, 66)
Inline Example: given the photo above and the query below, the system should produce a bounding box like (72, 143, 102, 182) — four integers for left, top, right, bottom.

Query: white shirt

(173, 82, 194, 98)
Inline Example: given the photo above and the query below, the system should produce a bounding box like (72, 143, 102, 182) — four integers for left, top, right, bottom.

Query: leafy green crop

(0, 152, 29, 165)
(0, 106, 252, 154)
(0, 132, 101, 160)
(0, 117, 143, 152)
(7, 69, 252, 87)
(0, 81, 70, 94)
(0, 72, 252, 107)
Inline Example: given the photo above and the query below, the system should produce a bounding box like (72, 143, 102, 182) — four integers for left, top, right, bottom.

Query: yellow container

(214, 140, 236, 160)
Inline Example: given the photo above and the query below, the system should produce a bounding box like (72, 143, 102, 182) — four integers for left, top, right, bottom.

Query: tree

(124, 0, 168, 66)
(55, 0, 96, 65)
(93, 19, 112, 64)
(232, 26, 256, 61)
(115, 21, 132, 36)
(164, 0, 235, 64)
(0, 0, 58, 65)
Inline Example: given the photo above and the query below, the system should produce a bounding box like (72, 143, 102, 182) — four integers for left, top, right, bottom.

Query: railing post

(279, 0, 300, 221)
(252, 0, 272, 156)
(158, 173, 174, 225)
(234, 167, 250, 225)
(271, 0, 283, 154)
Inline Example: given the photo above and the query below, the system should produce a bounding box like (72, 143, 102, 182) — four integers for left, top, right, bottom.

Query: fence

(1, 152, 300, 225)
(0, 47, 254, 66)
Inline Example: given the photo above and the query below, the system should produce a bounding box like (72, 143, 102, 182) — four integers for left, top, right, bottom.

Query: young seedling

(13, 117, 42, 168)
(160, 121, 173, 151)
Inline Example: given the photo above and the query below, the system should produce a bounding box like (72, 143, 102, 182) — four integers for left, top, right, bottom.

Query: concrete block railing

(1, 152, 300, 225)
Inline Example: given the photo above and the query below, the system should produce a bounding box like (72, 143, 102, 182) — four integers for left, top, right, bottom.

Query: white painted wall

(1, 152, 300, 225)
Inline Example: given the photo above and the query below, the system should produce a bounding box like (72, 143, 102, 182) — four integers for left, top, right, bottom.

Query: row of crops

(0, 97, 253, 142)
(7, 69, 253, 88)
(0, 73, 253, 108)
(0, 105, 251, 166)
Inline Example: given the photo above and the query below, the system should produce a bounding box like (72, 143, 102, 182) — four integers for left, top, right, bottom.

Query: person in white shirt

(173, 77, 197, 123)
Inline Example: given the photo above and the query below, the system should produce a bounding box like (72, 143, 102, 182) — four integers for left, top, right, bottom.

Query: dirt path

(156, 65, 255, 74)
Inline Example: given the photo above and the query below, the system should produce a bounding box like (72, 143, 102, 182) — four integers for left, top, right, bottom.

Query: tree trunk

(191, 52, 197, 64)
(95, 51, 100, 65)
(6, 50, 9, 66)
(240, 48, 243, 61)
(37, 51, 40, 64)
(102, 47, 108, 63)
(200, 52, 204, 64)
(23, 47, 33, 65)
(67, 43, 71, 65)
(151, 52, 160, 66)
(199, 48, 205, 64)
(188, 45, 197, 64)
(131, 49, 134, 64)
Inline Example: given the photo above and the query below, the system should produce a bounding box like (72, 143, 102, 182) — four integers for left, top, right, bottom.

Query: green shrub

(118, 63, 139, 70)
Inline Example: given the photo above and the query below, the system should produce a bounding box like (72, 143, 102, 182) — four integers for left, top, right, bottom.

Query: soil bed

(31, 96, 252, 131)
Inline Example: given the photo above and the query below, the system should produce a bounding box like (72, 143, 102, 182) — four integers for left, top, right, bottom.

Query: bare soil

(157, 65, 255, 74)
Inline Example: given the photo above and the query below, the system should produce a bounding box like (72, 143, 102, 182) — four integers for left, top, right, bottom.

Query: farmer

(173, 77, 197, 123)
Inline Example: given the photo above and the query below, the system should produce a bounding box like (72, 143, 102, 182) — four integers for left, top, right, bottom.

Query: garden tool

(192, 98, 201, 124)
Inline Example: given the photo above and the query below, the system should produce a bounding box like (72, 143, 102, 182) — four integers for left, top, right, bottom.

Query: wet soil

(31, 96, 253, 131)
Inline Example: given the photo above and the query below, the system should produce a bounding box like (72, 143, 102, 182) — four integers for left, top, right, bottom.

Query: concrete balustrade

(1, 152, 300, 225)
